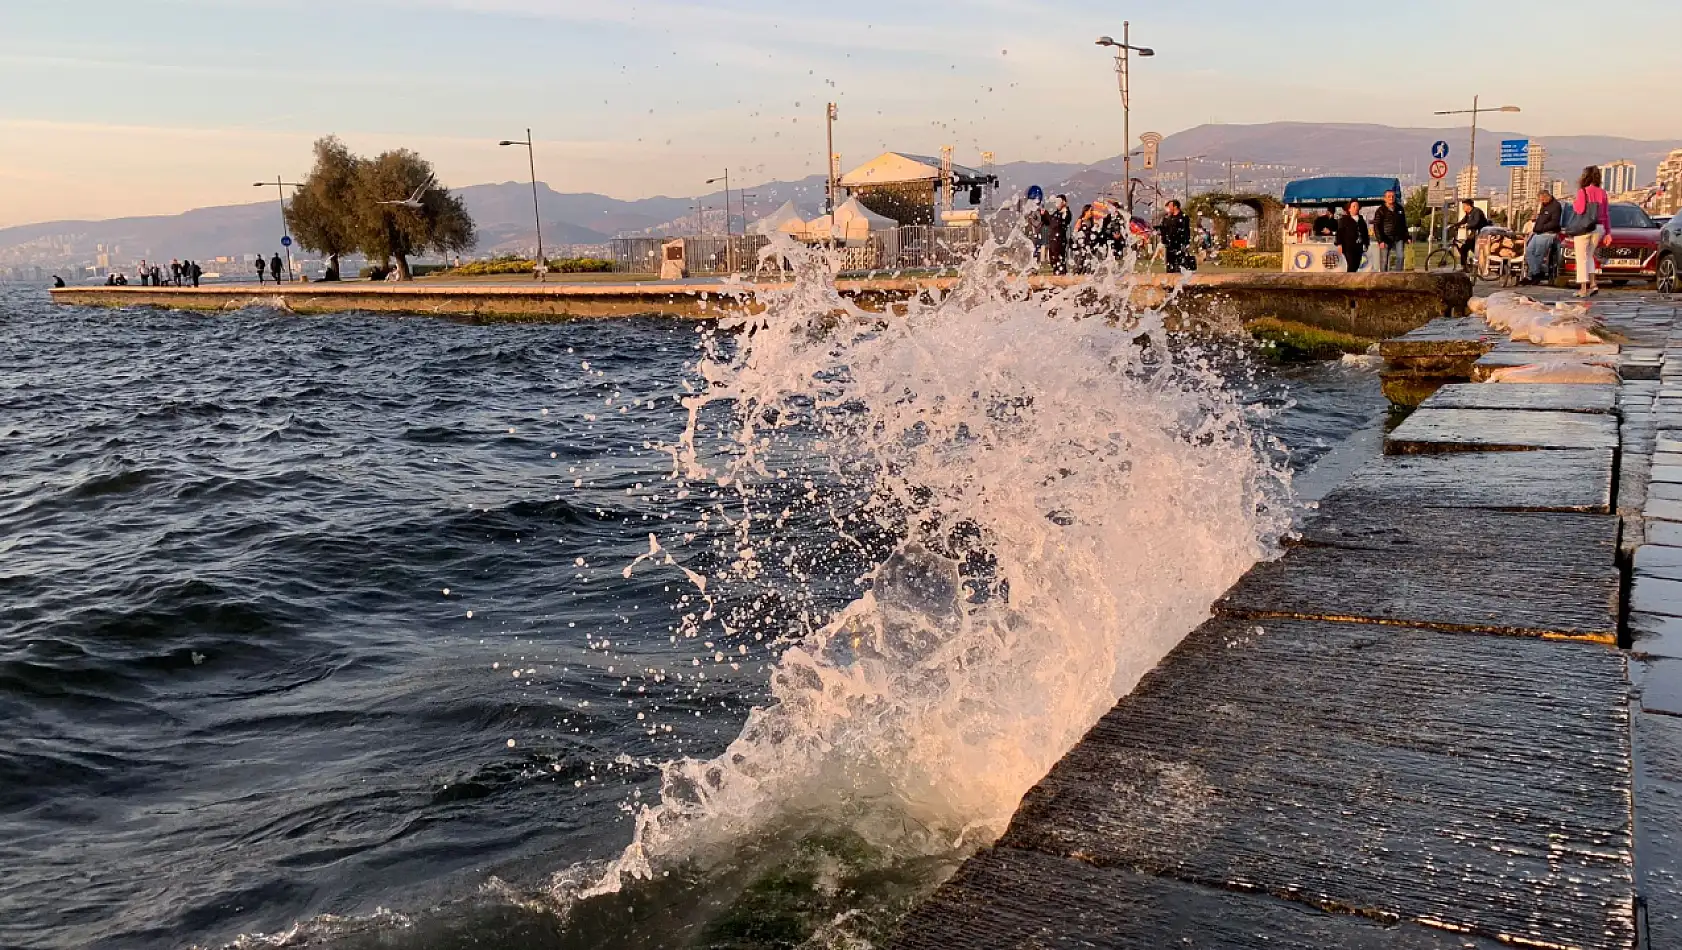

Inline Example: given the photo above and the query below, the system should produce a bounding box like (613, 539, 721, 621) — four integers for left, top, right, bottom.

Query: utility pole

(498, 129, 545, 280)
(825, 103, 839, 215)
(1097, 26, 1154, 218)
(252, 176, 301, 281)
(1226, 159, 1253, 195)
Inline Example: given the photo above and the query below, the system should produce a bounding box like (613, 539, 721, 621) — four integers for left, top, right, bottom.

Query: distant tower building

(1456, 164, 1479, 200)
(1509, 144, 1548, 214)
(1657, 149, 1682, 214)
(1552, 178, 1570, 198)
(1601, 160, 1638, 195)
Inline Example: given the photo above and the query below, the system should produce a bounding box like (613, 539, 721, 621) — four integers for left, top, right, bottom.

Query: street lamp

(1433, 97, 1520, 199)
(1096, 26, 1154, 218)
(706, 171, 735, 273)
(499, 130, 545, 280)
(253, 177, 302, 282)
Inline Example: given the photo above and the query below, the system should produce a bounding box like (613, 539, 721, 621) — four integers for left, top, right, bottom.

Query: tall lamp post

(706, 170, 732, 273)
(253, 177, 301, 281)
(498, 130, 545, 281)
(824, 103, 839, 215)
(1096, 26, 1154, 218)
(1432, 97, 1520, 200)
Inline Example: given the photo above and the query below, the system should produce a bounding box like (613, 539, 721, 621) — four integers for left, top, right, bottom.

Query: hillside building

(1601, 160, 1638, 195)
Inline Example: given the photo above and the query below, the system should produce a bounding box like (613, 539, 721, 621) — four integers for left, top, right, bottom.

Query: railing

(614, 224, 1007, 276)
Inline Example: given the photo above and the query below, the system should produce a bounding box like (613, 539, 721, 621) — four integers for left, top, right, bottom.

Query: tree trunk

(395, 254, 412, 281)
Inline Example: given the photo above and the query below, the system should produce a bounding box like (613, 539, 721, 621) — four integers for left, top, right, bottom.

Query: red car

(1559, 201, 1661, 285)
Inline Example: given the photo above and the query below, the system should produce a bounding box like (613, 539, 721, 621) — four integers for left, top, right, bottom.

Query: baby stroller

(1475, 228, 1525, 287)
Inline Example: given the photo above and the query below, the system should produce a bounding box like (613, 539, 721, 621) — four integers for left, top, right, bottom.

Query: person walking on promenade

(1453, 198, 1489, 271)
(190, 261, 202, 287)
(1157, 200, 1195, 274)
(170, 259, 182, 286)
(136, 261, 148, 286)
(1566, 166, 1612, 298)
(270, 253, 285, 284)
(1524, 191, 1563, 284)
(1336, 200, 1370, 273)
(1372, 189, 1411, 272)
(255, 256, 267, 284)
(1043, 194, 1072, 275)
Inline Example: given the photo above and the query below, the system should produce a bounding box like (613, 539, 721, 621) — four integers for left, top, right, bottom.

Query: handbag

(1563, 194, 1600, 237)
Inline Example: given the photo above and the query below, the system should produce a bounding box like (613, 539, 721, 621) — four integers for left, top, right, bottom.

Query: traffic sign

(1500, 139, 1530, 168)
(1428, 178, 1451, 205)
(1432, 140, 1450, 160)
(1430, 160, 1449, 180)
(281, 235, 293, 247)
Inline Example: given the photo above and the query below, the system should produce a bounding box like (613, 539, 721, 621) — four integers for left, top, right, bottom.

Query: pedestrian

(1566, 165, 1612, 297)
(151, 265, 162, 286)
(1524, 190, 1563, 284)
(1372, 189, 1411, 272)
(1312, 206, 1337, 237)
(255, 256, 267, 284)
(270, 252, 285, 283)
(1043, 194, 1072, 276)
(170, 259, 182, 286)
(1336, 200, 1370, 273)
(1157, 199, 1195, 273)
(1453, 198, 1489, 270)
(136, 260, 148, 286)
(190, 260, 202, 287)
(52, 275, 65, 288)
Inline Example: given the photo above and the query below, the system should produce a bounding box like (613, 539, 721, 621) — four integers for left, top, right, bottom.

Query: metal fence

(613, 224, 1002, 276)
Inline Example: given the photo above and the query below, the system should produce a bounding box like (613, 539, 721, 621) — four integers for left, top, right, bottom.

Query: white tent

(805, 198, 893, 245)
(754, 199, 808, 238)
(839, 152, 983, 188)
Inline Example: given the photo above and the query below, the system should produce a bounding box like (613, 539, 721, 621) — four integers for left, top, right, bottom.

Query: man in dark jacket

(1043, 195, 1072, 275)
(1454, 198, 1489, 269)
(190, 261, 203, 287)
(270, 253, 286, 283)
(1312, 208, 1337, 236)
(1372, 189, 1410, 272)
(1524, 191, 1562, 283)
(1336, 200, 1370, 273)
(1157, 200, 1195, 273)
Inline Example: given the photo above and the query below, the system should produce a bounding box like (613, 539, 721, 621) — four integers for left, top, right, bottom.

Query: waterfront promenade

(891, 291, 1682, 949)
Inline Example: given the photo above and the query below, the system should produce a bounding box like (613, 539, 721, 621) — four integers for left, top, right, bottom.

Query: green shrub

(448, 256, 615, 276)
(1216, 249, 1283, 270)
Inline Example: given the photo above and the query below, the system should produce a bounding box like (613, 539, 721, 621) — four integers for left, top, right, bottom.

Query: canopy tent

(753, 199, 808, 238)
(1282, 176, 1404, 207)
(804, 197, 896, 244)
(839, 152, 998, 225)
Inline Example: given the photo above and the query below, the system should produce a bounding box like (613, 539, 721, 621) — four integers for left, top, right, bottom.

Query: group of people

(1030, 194, 1202, 275)
(1310, 189, 1413, 272)
(1520, 165, 1614, 297)
(254, 253, 288, 284)
(130, 258, 204, 287)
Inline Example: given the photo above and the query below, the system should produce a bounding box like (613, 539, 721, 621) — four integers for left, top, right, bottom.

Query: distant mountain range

(4, 122, 1673, 268)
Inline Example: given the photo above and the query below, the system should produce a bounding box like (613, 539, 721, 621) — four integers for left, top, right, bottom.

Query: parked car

(1559, 201, 1661, 285)
(1657, 210, 1682, 294)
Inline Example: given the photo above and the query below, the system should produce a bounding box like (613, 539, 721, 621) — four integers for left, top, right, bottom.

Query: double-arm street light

(1096, 26, 1154, 217)
(1433, 97, 1520, 199)
(253, 177, 302, 281)
(706, 170, 734, 272)
(498, 129, 545, 280)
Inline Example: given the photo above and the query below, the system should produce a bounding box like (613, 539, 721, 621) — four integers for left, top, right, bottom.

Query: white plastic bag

(1487, 360, 1618, 384)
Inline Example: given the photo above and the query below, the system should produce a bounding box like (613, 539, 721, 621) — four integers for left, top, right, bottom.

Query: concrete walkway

(891, 292, 1682, 949)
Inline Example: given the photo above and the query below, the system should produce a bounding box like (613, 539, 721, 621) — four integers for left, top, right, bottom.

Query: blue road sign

(1432, 140, 1450, 160)
(1500, 139, 1530, 168)
(281, 235, 293, 247)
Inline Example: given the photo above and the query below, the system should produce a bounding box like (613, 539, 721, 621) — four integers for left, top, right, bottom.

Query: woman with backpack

(1566, 165, 1612, 298)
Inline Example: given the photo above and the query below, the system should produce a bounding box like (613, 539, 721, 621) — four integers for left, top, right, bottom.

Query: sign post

(1500, 139, 1530, 168)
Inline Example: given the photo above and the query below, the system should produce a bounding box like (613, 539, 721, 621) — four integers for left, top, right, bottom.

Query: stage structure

(839, 151, 1000, 226)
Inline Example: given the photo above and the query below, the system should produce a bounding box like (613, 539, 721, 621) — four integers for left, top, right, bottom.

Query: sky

(2, 0, 1679, 228)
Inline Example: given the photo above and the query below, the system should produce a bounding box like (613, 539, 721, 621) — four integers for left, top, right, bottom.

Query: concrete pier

(891, 291, 1682, 949)
(49, 271, 1471, 339)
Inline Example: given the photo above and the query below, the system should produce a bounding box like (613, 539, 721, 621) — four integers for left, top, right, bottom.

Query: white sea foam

(582, 229, 1293, 895)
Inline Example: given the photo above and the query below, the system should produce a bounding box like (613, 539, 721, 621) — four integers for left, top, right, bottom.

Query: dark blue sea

(0, 283, 1387, 949)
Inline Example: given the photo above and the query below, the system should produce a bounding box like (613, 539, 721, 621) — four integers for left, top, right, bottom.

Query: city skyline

(3, 0, 1681, 229)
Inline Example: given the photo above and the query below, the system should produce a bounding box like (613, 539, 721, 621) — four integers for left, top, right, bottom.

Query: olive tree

(353, 149, 477, 280)
(285, 136, 362, 280)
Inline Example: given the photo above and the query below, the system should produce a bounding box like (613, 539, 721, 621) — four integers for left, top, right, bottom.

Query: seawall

(50, 272, 1471, 339)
